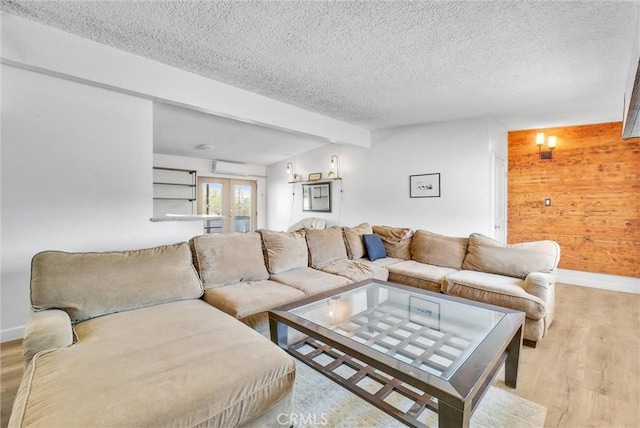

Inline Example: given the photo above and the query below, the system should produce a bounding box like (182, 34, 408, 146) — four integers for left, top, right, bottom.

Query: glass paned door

(231, 180, 256, 233)
(198, 177, 257, 234)
(199, 178, 225, 234)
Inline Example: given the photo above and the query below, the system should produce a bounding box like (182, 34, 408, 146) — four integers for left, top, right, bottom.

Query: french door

(197, 177, 257, 234)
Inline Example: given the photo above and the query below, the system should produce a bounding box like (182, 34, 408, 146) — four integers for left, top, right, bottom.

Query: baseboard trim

(557, 269, 640, 294)
(1, 325, 25, 343)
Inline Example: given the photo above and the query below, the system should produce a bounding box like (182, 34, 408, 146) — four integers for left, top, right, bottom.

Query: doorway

(197, 177, 257, 234)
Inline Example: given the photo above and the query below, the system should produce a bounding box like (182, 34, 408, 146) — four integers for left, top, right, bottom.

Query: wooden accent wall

(508, 122, 640, 278)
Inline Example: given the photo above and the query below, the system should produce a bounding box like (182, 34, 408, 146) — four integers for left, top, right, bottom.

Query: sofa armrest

(524, 271, 557, 334)
(22, 309, 74, 367)
(523, 271, 556, 302)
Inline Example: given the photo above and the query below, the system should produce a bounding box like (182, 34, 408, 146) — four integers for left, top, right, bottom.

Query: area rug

(293, 360, 546, 428)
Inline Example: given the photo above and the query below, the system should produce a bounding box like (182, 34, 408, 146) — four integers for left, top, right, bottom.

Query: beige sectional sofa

(192, 223, 559, 347)
(11, 222, 559, 427)
(10, 243, 295, 428)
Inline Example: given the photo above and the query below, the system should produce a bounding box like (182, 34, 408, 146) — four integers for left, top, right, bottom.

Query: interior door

(493, 155, 507, 243)
(198, 177, 257, 234)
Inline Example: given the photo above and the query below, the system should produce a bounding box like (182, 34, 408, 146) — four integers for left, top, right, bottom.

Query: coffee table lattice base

(332, 303, 477, 379)
(290, 337, 438, 428)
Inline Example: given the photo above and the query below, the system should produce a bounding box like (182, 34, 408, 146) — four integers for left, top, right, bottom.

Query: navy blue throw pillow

(363, 234, 387, 262)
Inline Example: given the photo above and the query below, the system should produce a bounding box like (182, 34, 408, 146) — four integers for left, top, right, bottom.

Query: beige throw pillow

(462, 233, 561, 279)
(258, 229, 309, 274)
(372, 225, 414, 260)
(305, 226, 348, 268)
(411, 230, 468, 269)
(343, 223, 373, 259)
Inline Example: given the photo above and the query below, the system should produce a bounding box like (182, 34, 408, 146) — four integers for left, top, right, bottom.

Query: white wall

(153, 153, 268, 229)
(1, 65, 203, 341)
(267, 118, 499, 236)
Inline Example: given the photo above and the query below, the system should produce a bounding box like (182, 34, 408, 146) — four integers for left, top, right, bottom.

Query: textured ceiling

(1, 1, 638, 161)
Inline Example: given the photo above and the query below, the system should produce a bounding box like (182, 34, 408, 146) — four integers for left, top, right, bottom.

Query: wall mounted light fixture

(536, 133, 556, 160)
(330, 155, 339, 177)
(286, 162, 294, 174)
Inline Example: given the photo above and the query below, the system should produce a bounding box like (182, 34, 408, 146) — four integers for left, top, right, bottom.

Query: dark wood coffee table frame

(269, 279, 524, 428)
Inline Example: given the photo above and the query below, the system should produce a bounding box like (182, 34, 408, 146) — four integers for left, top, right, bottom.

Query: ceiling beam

(0, 13, 371, 148)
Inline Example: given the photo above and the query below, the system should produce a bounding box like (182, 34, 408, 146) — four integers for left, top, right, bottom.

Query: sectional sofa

(10, 223, 559, 427)
(190, 224, 559, 347)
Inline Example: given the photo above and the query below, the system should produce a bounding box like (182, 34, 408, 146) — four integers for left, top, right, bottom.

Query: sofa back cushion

(190, 233, 269, 289)
(462, 233, 561, 279)
(258, 229, 309, 274)
(343, 223, 373, 259)
(372, 225, 413, 260)
(305, 226, 348, 268)
(411, 230, 468, 269)
(30, 243, 203, 323)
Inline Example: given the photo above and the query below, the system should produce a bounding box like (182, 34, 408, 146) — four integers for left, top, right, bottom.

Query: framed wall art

(410, 173, 440, 198)
(409, 296, 440, 330)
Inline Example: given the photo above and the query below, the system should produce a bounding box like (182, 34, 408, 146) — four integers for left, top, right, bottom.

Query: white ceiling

(153, 102, 329, 164)
(2, 1, 638, 163)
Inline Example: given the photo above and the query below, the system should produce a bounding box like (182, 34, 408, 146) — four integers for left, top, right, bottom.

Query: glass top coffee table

(269, 279, 525, 428)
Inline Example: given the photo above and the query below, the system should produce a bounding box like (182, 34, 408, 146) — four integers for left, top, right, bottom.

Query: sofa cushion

(30, 243, 203, 323)
(410, 230, 468, 269)
(363, 233, 387, 261)
(359, 256, 405, 268)
(258, 229, 309, 274)
(9, 300, 295, 427)
(203, 280, 305, 320)
(270, 267, 352, 296)
(305, 226, 348, 268)
(462, 233, 560, 279)
(287, 217, 326, 232)
(190, 233, 269, 289)
(387, 260, 456, 288)
(343, 223, 373, 259)
(372, 225, 413, 260)
(442, 270, 546, 320)
(318, 259, 389, 282)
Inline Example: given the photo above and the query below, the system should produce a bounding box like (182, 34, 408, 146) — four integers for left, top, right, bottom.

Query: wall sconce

(286, 162, 294, 174)
(329, 155, 339, 178)
(536, 133, 556, 160)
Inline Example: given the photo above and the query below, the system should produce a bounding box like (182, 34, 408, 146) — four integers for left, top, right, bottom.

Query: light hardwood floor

(1, 283, 638, 428)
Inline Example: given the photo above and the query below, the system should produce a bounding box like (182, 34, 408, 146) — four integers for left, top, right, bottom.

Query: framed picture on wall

(409, 296, 440, 330)
(410, 173, 440, 198)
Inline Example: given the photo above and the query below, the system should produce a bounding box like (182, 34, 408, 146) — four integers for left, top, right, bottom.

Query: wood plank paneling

(508, 122, 640, 278)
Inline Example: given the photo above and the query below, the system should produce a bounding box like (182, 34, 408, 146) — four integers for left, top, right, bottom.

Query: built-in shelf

(150, 214, 219, 222)
(288, 177, 342, 185)
(153, 167, 197, 217)
(153, 182, 195, 187)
